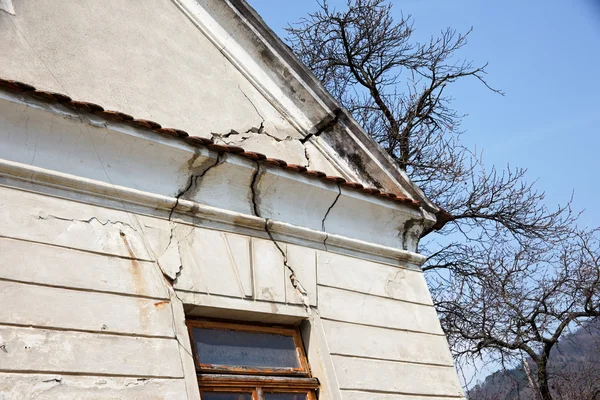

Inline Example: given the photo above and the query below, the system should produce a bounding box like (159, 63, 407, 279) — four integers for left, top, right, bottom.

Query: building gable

(0, 0, 436, 210)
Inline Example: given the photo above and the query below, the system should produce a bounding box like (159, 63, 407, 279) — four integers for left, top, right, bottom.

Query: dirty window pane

(264, 393, 307, 400)
(202, 392, 253, 400)
(192, 327, 301, 369)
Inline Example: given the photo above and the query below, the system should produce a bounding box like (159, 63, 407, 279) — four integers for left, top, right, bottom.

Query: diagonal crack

(249, 162, 311, 312)
(321, 183, 342, 251)
(239, 85, 265, 126)
(168, 152, 223, 221)
(161, 152, 224, 282)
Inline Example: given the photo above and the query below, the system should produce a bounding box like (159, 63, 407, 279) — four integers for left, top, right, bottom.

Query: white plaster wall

(0, 93, 426, 253)
(316, 251, 465, 399)
(0, 77, 460, 399)
(0, 0, 321, 166)
(0, 179, 462, 399)
(0, 185, 197, 399)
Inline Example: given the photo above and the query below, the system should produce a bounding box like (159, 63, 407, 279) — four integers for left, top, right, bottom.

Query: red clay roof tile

(304, 170, 327, 178)
(131, 118, 162, 130)
(31, 90, 72, 103)
(68, 100, 104, 113)
(324, 175, 346, 184)
(283, 164, 308, 173)
(0, 79, 35, 92)
(264, 158, 287, 167)
(156, 127, 180, 137)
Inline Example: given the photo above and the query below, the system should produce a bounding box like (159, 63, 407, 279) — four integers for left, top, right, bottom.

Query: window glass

(192, 327, 301, 369)
(264, 393, 308, 400)
(201, 392, 253, 400)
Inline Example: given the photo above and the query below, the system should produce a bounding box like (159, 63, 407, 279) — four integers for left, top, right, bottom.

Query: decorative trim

(0, 158, 427, 266)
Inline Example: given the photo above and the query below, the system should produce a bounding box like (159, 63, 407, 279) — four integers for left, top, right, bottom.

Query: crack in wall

(36, 213, 138, 231)
(304, 146, 311, 168)
(249, 162, 311, 312)
(321, 183, 342, 251)
(239, 85, 265, 126)
(160, 152, 224, 282)
(168, 151, 223, 220)
(16, 70, 196, 396)
(211, 127, 294, 144)
(249, 162, 263, 218)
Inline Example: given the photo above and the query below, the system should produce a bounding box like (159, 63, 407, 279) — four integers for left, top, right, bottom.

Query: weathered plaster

(0, 149, 461, 399)
(0, 0, 297, 139)
(0, 91, 430, 258)
(0, 0, 464, 396)
(0, 0, 14, 15)
(0, 374, 187, 400)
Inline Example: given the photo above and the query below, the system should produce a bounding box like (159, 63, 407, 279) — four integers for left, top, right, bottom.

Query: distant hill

(467, 320, 600, 400)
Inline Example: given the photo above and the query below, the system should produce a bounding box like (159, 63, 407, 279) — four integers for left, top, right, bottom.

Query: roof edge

(174, 0, 439, 213)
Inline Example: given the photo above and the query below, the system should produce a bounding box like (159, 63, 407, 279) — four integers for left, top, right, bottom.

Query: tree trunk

(523, 360, 544, 400)
(536, 357, 553, 400)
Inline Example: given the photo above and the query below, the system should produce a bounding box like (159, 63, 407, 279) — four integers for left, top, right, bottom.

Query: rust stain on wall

(119, 231, 150, 331)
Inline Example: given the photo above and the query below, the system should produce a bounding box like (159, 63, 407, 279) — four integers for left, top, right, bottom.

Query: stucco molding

(0, 89, 428, 266)
(0, 157, 426, 267)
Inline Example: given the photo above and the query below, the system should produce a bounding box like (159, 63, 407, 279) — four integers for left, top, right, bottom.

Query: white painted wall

(0, 0, 462, 398)
(0, 86, 463, 400)
(0, 0, 296, 140)
(0, 179, 463, 399)
(0, 185, 195, 399)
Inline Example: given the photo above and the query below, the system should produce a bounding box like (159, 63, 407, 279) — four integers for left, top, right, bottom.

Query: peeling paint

(0, 0, 15, 15)
(400, 218, 422, 251)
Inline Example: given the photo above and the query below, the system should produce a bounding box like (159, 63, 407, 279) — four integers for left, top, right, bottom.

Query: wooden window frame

(187, 320, 311, 376)
(187, 319, 319, 399)
(198, 386, 317, 400)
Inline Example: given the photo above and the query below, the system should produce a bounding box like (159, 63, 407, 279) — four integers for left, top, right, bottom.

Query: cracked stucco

(159, 152, 225, 281)
(248, 161, 346, 312)
(209, 91, 345, 170)
(249, 162, 313, 310)
(321, 183, 342, 251)
(36, 212, 138, 232)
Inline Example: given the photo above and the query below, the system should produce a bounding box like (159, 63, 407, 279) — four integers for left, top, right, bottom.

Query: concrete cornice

(0, 92, 428, 267)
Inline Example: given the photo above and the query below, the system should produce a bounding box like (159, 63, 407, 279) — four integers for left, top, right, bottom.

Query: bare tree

(286, 0, 574, 238)
(286, 1, 600, 399)
(436, 229, 600, 400)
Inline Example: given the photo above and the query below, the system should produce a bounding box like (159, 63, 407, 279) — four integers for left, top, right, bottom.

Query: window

(187, 320, 318, 400)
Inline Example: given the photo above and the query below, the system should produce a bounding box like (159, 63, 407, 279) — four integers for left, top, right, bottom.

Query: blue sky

(248, 0, 600, 229)
(248, 0, 600, 387)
